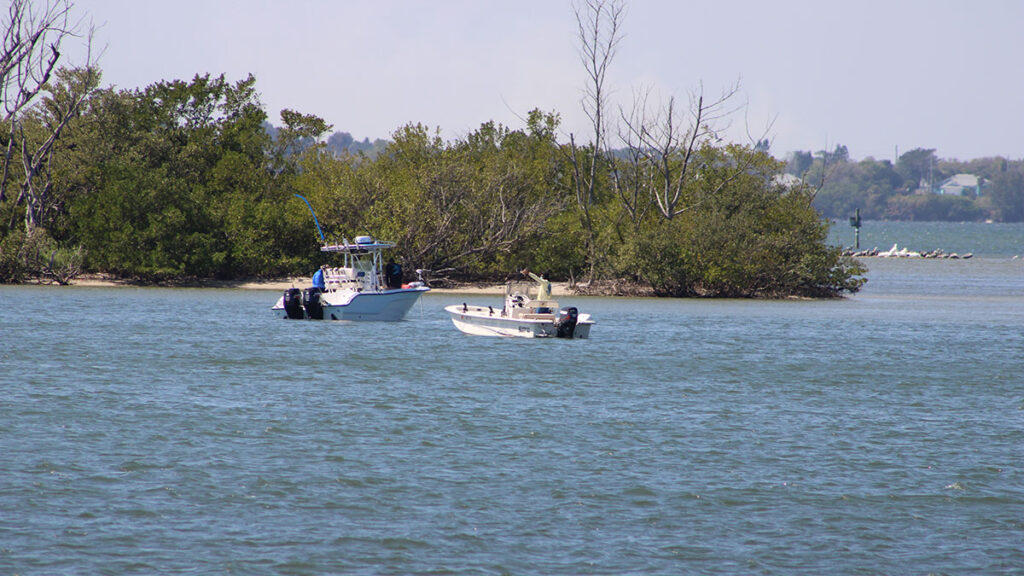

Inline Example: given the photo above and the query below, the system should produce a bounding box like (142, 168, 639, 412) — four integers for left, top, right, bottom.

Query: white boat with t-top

(445, 279, 594, 338)
(272, 236, 429, 321)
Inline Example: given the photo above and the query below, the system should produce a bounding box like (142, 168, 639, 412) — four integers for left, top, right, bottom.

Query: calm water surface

(828, 219, 1024, 258)
(2, 244, 1023, 574)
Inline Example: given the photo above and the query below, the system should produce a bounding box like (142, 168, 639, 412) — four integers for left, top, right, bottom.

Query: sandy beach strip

(68, 275, 571, 296)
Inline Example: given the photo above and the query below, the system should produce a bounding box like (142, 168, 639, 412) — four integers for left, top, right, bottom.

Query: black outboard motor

(554, 307, 579, 338)
(303, 287, 324, 320)
(283, 288, 304, 319)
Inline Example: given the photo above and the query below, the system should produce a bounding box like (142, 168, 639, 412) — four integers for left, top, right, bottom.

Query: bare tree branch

(1, 0, 100, 231)
(566, 0, 625, 278)
(616, 80, 753, 219)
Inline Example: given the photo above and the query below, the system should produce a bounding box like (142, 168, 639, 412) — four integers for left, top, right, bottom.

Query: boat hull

(273, 287, 429, 321)
(445, 305, 593, 338)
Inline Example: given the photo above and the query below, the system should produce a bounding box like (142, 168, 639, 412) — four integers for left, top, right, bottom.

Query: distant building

(937, 174, 983, 196)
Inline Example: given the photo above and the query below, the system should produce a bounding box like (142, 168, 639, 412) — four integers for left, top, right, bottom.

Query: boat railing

(324, 267, 370, 290)
(321, 240, 395, 253)
(324, 268, 348, 283)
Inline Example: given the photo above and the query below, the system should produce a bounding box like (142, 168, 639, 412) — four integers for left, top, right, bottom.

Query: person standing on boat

(384, 260, 402, 289)
(312, 265, 326, 290)
(521, 269, 553, 312)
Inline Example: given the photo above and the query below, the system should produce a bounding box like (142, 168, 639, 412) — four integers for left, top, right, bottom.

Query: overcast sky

(70, 0, 1023, 161)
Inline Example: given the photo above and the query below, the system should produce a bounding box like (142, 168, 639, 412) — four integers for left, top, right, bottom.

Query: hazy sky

(70, 0, 1023, 161)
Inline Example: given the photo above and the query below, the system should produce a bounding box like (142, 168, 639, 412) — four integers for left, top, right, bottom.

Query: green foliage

(0, 228, 83, 284)
(268, 109, 333, 175)
(0, 229, 34, 283)
(987, 168, 1024, 222)
(2, 67, 864, 297)
(604, 147, 865, 297)
(58, 73, 323, 279)
(799, 145, 1023, 222)
(896, 148, 937, 187)
(883, 193, 985, 221)
(785, 150, 814, 178)
(811, 158, 902, 219)
(295, 116, 572, 282)
(518, 208, 587, 281)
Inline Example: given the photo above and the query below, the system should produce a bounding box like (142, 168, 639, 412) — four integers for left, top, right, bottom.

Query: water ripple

(1, 278, 1022, 574)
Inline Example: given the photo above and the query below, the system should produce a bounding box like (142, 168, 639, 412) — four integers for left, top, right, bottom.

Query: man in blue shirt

(312, 265, 326, 290)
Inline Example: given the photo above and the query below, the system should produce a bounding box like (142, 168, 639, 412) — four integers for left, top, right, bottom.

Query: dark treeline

(0, 0, 865, 297)
(790, 145, 1024, 222)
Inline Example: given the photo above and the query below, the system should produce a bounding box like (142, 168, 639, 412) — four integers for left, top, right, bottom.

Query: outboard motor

(303, 287, 324, 320)
(554, 307, 579, 338)
(283, 288, 304, 319)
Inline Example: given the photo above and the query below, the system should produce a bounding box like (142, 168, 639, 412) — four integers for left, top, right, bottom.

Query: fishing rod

(293, 194, 325, 242)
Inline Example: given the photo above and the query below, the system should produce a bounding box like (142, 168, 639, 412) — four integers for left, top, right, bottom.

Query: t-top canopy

(321, 236, 395, 253)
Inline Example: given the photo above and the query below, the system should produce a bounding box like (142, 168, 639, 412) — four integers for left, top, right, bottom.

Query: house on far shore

(937, 173, 983, 196)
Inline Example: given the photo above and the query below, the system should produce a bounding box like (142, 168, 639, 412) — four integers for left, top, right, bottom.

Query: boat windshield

(505, 281, 538, 301)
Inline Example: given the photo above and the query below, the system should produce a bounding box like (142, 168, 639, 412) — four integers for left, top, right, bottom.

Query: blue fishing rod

(293, 194, 325, 242)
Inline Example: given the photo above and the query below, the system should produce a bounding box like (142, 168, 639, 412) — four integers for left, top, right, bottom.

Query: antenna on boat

(293, 194, 325, 242)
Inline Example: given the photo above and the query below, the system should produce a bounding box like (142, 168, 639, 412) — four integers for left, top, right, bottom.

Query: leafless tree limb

(616, 79, 757, 219)
(1, 0, 99, 231)
(565, 0, 624, 277)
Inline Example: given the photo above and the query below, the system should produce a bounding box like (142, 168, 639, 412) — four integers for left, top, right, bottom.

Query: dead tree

(567, 0, 624, 278)
(617, 81, 754, 220)
(1, 0, 98, 233)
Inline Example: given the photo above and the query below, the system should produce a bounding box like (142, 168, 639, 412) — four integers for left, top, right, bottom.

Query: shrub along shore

(3, 74, 865, 298)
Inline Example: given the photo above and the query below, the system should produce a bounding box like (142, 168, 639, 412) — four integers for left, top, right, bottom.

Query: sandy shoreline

(66, 275, 572, 296)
